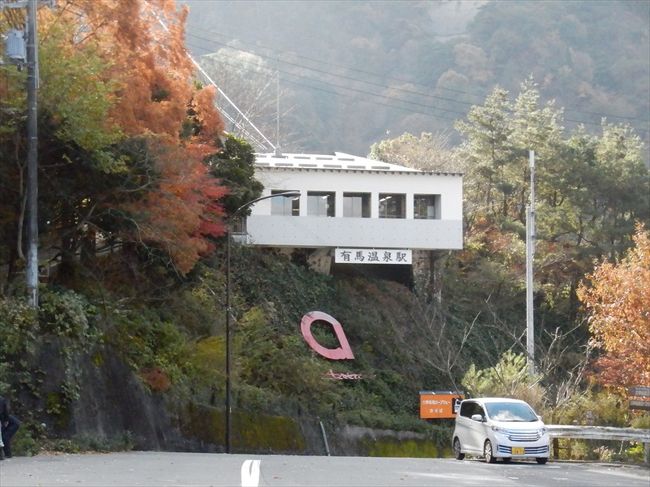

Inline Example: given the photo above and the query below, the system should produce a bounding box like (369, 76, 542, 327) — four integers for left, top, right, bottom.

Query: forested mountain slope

(181, 0, 649, 157)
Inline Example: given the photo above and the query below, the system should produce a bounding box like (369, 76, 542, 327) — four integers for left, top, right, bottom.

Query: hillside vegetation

(180, 0, 649, 157)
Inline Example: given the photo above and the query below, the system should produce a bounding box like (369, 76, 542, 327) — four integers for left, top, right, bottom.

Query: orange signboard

(419, 391, 464, 419)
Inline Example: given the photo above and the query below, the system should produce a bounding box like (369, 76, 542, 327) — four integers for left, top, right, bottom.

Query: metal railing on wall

(547, 425, 650, 464)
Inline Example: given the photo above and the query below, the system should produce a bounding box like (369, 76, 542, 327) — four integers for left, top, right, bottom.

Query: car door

(466, 402, 487, 453)
(457, 401, 482, 454)
(456, 401, 473, 450)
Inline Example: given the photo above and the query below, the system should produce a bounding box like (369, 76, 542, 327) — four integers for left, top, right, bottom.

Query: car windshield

(485, 402, 538, 422)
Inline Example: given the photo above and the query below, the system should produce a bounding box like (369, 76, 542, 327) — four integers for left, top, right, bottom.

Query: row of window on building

(270, 191, 440, 219)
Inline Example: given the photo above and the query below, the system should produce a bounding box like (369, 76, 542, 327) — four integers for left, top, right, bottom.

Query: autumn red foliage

(140, 366, 172, 392)
(55, 0, 224, 141)
(37, 0, 228, 274)
(122, 141, 227, 274)
(578, 223, 650, 389)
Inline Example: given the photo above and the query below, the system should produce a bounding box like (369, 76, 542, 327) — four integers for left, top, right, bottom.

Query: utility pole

(526, 150, 536, 376)
(1, 0, 49, 307)
(25, 0, 39, 307)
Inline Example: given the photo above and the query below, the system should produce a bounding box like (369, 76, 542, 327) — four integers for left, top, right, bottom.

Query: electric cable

(190, 44, 466, 121)
(184, 25, 650, 128)
(187, 39, 649, 134)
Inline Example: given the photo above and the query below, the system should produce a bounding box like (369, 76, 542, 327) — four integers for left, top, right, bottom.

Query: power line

(186, 31, 479, 109)
(279, 76, 460, 123)
(190, 45, 467, 121)
(188, 40, 650, 135)
(184, 26, 650, 130)
(192, 53, 460, 124)
(186, 22, 487, 101)
(186, 26, 650, 126)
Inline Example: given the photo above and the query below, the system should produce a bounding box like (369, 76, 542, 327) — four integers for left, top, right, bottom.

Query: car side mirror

(537, 415, 543, 421)
(471, 414, 484, 422)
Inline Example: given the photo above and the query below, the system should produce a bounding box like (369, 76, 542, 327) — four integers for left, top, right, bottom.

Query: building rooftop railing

(254, 152, 462, 176)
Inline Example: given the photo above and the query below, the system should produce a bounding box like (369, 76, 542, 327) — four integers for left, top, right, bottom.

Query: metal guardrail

(547, 425, 650, 442)
(547, 425, 650, 464)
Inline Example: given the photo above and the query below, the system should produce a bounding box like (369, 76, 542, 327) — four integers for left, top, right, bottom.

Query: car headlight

(491, 425, 505, 433)
(539, 427, 547, 436)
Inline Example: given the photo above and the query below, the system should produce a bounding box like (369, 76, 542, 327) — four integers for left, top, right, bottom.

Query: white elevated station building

(244, 152, 463, 274)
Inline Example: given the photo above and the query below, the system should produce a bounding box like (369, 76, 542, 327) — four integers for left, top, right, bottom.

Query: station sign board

(419, 390, 464, 419)
(335, 248, 412, 265)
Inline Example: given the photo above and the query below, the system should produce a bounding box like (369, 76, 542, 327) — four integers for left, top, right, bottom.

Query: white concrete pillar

(335, 191, 343, 218)
(406, 193, 414, 219)
(371, 192, 379, 218)
(299, 192, 308, 217)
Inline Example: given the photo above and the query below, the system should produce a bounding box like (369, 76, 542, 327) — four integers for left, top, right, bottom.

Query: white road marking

(241, 459, 261, 487)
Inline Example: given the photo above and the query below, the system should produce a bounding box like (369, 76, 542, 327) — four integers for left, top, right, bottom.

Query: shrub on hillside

(461, 351, 547, 412)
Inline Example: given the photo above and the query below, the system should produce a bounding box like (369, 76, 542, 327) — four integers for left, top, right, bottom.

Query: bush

(630, 414, 650, 429)
(40, 432, 135, 453)
(461, 351, 547, 412)
(0, 291, 101, 428)
(11, 421, 42, 457)
(551, 389, 628, 426)
(0, 297, 39, 393)
(39, 288, 98, 339)
(622, 442, 647, 464)
(72, 431, 135, 452)
(106, 307, 193, 392)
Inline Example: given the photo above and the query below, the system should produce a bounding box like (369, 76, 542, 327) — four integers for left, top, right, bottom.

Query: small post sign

(419, 390, 464, 419)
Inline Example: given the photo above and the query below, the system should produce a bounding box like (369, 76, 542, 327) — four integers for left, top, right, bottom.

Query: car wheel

(536, 457, 548, 465)
(453, 437, 465, 460)
(484, 440, 496, 463)
(502, 457, 512, 463)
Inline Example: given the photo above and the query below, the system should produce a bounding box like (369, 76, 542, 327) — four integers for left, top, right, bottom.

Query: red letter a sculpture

(300, 311, 355, 360)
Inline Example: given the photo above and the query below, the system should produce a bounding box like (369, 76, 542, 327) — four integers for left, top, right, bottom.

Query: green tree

(1, 18, 125, 286)
(462, 351, 546, 411)
(368, 131, 463, 173)
(38, 22, 122, 164)
(456, 79, 566, 225)
(447, 79, 648, 391)
(206, 135, 263, 216)
(455, 86, 515, 221)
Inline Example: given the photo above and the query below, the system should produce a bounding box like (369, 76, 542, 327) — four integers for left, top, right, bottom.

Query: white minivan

(452, 397, 550, 464)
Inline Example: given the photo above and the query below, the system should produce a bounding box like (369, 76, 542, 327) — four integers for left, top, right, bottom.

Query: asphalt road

(1, 452, 649, 487)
